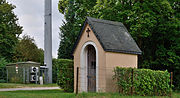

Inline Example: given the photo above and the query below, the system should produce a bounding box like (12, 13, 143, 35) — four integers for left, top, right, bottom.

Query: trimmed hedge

(53, 59, 73, 92)
(113, 67, 172, 96)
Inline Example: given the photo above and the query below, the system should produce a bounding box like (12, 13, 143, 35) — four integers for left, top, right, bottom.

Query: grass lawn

(0, 83, 58, 88)
(0, 89, 179, 98)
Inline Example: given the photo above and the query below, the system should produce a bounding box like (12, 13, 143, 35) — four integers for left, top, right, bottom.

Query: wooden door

(87, 45, 96, 92)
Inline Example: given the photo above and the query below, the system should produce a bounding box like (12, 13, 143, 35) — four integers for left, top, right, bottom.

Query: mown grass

(0, 83, 58, 88)
(0, 89, 179, 98)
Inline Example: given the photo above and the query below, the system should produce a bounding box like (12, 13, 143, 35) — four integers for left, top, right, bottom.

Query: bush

(113, 67, 172, 96)
(0, 79, 6, 83)
(52, 59, 58, 83)
(0, 57, 7, 83)
(53, 59, 73, 92)
(0, 57, 8, 67)
(0, 67, 6, 83)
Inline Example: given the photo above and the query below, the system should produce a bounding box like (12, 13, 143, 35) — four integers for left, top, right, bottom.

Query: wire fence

(0, 65, 174, 96)
(74, 67, 174, 95)
(0, 67, 6, 83)
(0, 66, 49, 84)
(75, 67, 118, 93)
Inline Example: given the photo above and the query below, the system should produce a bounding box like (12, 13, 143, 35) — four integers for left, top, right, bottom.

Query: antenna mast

(44, 0, 52, 83)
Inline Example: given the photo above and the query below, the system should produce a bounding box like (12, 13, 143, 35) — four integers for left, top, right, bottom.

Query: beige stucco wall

(105, 52, 137, 92)
(73, 23, 138, 93)
(73, 23, 106, 92)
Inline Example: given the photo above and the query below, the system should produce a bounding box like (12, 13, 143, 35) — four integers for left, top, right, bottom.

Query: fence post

(76, 67, 79, 95)
(6, 68, 8, 83)
(27, 68, 29, 83)
(170, 72, 173, 87)
(23, 68, 25, 83)
(131, 69, 134, 95)
(35, 69, 38, 84)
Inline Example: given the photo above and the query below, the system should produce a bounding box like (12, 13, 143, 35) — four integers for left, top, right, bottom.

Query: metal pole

(27, 68, 29, 83)
(23, 68, 25, 83)
(6, 68, 8, 83)
(131, 69, 134, 95)
(44, 0, 52, 83)
(35, 69, 38, 84)
(170, 72, 173, 87)
(76, 67, 79, 95)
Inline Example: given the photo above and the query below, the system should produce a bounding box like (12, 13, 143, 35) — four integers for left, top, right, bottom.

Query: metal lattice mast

(44, 0, 52, 83)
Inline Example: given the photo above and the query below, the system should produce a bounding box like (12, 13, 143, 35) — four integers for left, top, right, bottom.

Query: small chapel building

(72, 17, 142, 92)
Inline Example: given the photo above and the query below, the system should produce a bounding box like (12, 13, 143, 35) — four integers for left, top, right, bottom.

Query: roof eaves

(105, 49, 142, 55)
(121, 24, 142, 54)
(87, 17, 119, 25)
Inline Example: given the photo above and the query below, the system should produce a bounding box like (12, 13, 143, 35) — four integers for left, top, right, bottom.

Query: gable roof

(72, 17, 142, 55)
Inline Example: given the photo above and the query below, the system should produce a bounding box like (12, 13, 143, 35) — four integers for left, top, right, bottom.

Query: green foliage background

(58, 0, 180, 90)
(0, 1, 44, 64)
(13, 35, 44, 64)
(57, 0, 96, 59)
(0, 57, 7, 83)
(53, 59, 74, 92)
(113, 67, 172, 96)
(0, 0, 23, 62)
(0, 57, 8, 67)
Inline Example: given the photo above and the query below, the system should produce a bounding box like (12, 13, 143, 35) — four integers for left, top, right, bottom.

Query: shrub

(0, 79, 6, 83)
(113, 67, 172, 96)
(53, 59, 73, 92)
(0, 67, 6, 83)
(0, 57, 8, 67)
(0, 58, 7, 83)
(52, 59, 58, 83)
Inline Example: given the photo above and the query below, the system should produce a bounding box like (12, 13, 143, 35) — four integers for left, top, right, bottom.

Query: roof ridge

(87, 17, 124, 26)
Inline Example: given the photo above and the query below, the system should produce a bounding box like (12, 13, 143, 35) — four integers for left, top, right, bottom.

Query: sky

(6, 0, 64, 58)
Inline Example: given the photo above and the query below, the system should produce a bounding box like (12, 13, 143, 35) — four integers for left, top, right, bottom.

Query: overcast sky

(6, 0, 64, 58)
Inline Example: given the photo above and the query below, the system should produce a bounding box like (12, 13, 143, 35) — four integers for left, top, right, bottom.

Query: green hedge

(113, 67, 172, 96)
(53, 59, 73, 92)
(52, 59, 58, 83)
(0, 67, 6, 83)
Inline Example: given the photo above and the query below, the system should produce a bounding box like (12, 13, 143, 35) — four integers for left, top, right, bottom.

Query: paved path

(0, 87, 60, 91)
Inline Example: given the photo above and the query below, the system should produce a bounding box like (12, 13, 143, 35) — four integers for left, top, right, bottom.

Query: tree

(13, 35, 44, 64)
(168, 0, 179, 18)
(0, 0, 23, 62)
(92, 0, 179, 66)
(93, 0, 180, 90)
(57, 0, 96, 59)
(58, 0, 180, 90)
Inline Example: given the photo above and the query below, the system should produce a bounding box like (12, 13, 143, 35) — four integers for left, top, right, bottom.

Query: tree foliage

(13, 35, 44, 64)
(0, 57, 8, 67)
(58, 0, 180, 90)
(57, 0, 96, 59)
(0, 2, 23, 84)
(0, 0, 23, 61)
